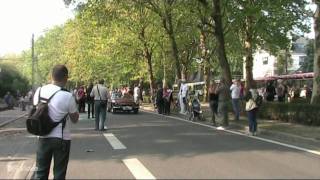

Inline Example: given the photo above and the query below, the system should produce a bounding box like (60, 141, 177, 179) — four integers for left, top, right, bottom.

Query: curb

(0, 113, 28, 128)
(141, 106, 320, 146)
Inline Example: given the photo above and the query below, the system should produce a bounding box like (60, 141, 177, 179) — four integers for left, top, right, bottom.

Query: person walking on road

(86, 82, 95, 119)
(179, 79, 188, 114)
(133, 84, 140, 105)
(156, 83, 164, 114)
(208, 81, 219, 126)
(216, 78, 229, 126)
(4, 91, 14, 109)
(33, 65, 79, 179)
(76, 86, 86, 113)
(245, 88, 259, 136)
(230, 79, 241, 121)
(90, 79, 109, 131)
(163, 84, 172, 115)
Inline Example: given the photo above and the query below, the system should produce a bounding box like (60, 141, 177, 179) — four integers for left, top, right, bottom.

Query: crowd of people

(260, 79, 312, 102)
(1, 89, 33, 111)
(154, 83, 174, 115)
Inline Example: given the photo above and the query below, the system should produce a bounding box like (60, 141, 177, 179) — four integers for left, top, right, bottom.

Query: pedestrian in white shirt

(90, 79, 110, 131)
(230, 79, 241, 121)
(178, 79, 188, 114)
(33, 65, 79, 179)
(133, 84, 140, 104)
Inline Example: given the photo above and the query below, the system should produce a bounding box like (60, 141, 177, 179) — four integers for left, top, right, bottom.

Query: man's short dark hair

(52, 65, 68, 82)
(99, 79, 104, 84)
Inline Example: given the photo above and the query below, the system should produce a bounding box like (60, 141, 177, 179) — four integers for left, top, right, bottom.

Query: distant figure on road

(4, 91, 14, 109)
(156, 83, 164, 114)
(230, 79, 241, 121)
(216, 78, 229, 126)
(163, 83, 172, 115)
(86, 82, 95, 119)
(139, 83, 143, 103)
(134, 84, 140, 105)
(76, 86, 86, 113)
(33, 65, 79, 179)
(90, 79, 109, 131)
(245, 88, 259, 136)
(178, 79, 188, 114)
(208, 81, 219, 126)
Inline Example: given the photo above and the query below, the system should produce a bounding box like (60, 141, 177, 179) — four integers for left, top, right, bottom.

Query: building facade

(244, 37, 309, 80)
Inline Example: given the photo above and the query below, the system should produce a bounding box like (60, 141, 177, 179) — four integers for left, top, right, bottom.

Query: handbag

(245, 99, 257, 111)
(97, 85, 107, 107)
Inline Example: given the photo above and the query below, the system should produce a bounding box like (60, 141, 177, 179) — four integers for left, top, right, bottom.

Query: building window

(299, 56, 305, 66)
(262, 57, 268, 65)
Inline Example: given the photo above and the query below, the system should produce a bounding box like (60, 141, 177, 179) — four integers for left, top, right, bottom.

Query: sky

(0, 0, 74, 56)
(0, 1, 316, 57)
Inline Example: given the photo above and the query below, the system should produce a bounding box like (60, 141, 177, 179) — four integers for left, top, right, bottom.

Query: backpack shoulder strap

(47, 89, 62, 102)
(38, 87, 62, 103)
(97, 85, 102, 100)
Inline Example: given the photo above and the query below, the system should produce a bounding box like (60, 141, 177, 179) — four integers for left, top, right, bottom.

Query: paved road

(1, 111, 320, 179)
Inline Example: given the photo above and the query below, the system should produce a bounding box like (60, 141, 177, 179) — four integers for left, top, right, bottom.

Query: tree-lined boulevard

(1, 0, 320, 179)
(0, 109, 320, 179)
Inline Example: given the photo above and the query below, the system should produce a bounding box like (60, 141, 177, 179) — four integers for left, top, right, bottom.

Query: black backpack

(26, 88, 67, 136)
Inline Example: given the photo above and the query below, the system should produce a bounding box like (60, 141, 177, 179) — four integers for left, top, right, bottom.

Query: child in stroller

(187, 90, 205, 121)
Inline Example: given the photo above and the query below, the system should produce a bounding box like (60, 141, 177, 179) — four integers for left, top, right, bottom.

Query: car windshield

(112, 92, 122, 99)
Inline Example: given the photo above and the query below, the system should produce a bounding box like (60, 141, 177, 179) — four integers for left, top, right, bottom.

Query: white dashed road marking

(103, 133, 127, 150)
(123, 158, 156, 180)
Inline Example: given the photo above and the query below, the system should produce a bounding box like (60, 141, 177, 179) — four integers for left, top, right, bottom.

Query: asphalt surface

(0, 111, 320, 179)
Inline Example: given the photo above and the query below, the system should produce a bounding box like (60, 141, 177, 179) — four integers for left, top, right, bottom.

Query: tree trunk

(212, 0, 232, 87)
(166, 15, 182, 80)
(146, 1, 182, 80)
(200, 31, 209, 102)
(312, 2, 320, 104)
(244, 15, 256, 90)
(140, 28, 155, 102)
(144, 49, 155, 102)
(163, 54, 167, 85)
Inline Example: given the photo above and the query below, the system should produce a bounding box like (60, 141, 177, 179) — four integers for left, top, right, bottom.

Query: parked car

(107, 92, 139, 114)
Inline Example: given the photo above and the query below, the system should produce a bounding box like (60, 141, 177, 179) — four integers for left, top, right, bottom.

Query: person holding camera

(33, 65, 79, 179)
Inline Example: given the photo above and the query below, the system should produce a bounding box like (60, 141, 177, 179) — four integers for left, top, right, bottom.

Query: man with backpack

(31, 65, 79, 179)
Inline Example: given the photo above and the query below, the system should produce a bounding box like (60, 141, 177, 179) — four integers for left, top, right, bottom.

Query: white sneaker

(253, 132, 257, 136)
(217, 126, 225, 130)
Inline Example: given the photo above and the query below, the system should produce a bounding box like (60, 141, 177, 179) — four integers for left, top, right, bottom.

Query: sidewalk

(141, 103, 320, 151)
(0, 107, 28, 127)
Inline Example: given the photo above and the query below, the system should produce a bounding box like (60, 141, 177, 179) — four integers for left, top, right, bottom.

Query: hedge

(258, 101, 320, 126)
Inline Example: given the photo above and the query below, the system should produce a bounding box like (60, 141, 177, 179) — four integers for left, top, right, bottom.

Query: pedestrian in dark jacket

(86, 82, 95, 119)
(208, 81, 219, 126)
(156, 83, 164, 114)
(163, 84, 173, 115)
(266, 81, 276, 101)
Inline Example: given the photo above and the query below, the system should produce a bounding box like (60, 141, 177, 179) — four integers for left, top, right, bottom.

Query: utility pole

(31, 34, 35, 90)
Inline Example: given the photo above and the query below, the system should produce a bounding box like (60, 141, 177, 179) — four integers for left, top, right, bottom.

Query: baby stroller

(188, 90, 205, 121)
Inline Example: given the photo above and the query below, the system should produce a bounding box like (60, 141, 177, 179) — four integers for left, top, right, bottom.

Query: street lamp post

(31, 34, 35, 90)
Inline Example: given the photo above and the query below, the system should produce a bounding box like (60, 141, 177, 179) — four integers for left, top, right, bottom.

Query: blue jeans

(232, 98, 240, 120)
(247, 109, 257, 133)
(95, 100, 107, 130)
